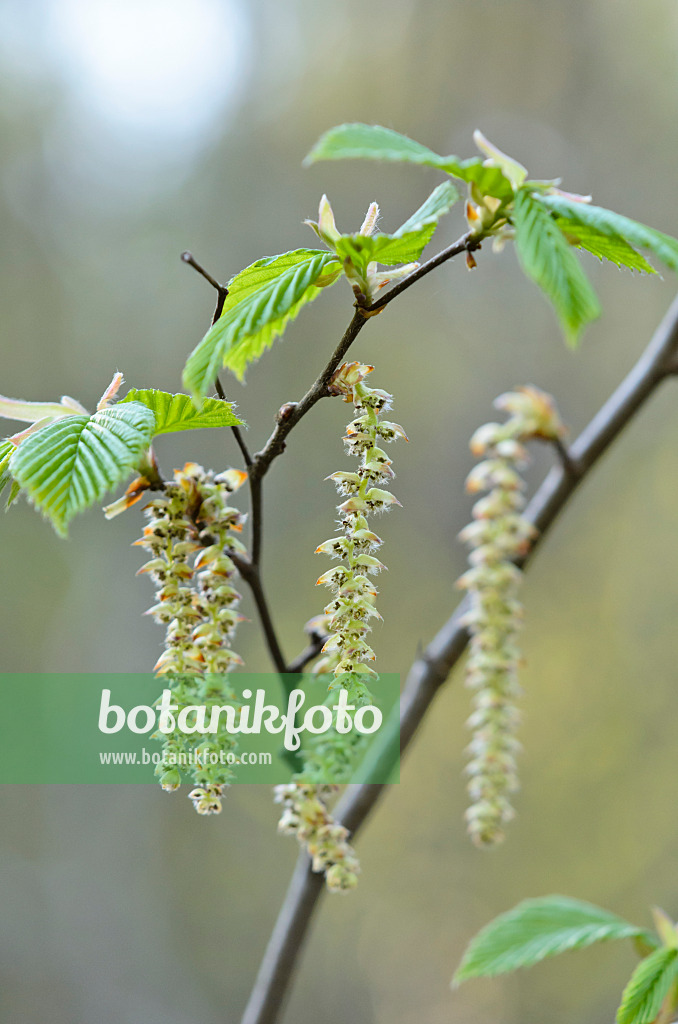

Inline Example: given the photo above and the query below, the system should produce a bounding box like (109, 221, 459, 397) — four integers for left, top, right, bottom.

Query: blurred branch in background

(240, 293, 678, 1024)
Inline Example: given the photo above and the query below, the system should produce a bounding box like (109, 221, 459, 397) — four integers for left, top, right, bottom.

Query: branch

(284, 630, 327, 674)
(368, 231, 479, 312)
(249, 230, 479, 485)
(240, 293, 678, 1024)
(182, 250, 289, 671)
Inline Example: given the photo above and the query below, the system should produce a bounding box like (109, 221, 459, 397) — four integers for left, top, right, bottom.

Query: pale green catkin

(275, 362, 407, 892)
(458, 387, 564, 847)
(135, 462, 248, 815)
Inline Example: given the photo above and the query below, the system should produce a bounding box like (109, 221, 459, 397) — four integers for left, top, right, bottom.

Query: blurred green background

(2, 0, 678, 1021)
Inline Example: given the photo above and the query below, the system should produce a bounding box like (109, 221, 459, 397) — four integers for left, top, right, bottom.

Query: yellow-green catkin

(274, 362, 407, 892)
(274, 784, 361, 893)
(135, 462, 248, 815)
(314, 361, 407, 692)
(458, 386, 564, 847)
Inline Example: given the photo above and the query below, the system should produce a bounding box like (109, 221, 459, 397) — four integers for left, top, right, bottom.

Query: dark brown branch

(231, 425, 254, 469)
(284, 631, 327, 674)
(249, 230, 479, 486)
(240, 293, 678, 1024)
(231, 554, 287, 676)
(367, 231, 479, 312)
(250, 308, 368, 482)
(182, 250, 288, 673)
(181, 250, 229, 323)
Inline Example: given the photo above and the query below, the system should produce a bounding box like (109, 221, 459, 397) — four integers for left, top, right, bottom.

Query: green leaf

(333, 182, 460, 275)
(453, 896, 649, 985)
(183, 249, 341, 394)
(120, 389, 244, 434)
(0, 440, 16, 503)
(554, 217, 656, 274)
(305, 122, 455, 170)
(5, 479, 20, 509)
(9, 403, 155, 536)
(394, 180, 460, 235)
(305, 123, 514, 201)
(538, 194, 678, 275)
(617, 947, 678, 1024)
(512, 190, 601, 345)
(473, 130, 528, 188)
(458, 163, 515, 203)
(334, 229, 429, 273)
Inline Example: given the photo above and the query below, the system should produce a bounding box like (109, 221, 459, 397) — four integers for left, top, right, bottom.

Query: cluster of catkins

(135, 461, 247, 815)
(458, 386, 564, 847)
(275, 362, 406, 891)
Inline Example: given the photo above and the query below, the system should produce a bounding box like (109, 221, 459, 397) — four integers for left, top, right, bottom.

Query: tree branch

(368, 230, 479, 312)
(240, 293, 678, 1024)
(249, 230, 479, 485)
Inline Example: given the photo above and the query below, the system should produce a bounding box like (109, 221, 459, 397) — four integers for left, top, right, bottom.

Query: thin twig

(231, 554, 287, 676)
(182, 250, 288, 672)
(181, 250, 229, 323)
(285, 631, 328, 674)
(232, 426, 254, 468)
(249, 230, 479, 485)
(367, 231, 478, 312)
(240, 293, 678, 1024)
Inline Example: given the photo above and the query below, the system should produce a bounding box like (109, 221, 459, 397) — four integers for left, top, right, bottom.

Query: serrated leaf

(305, 123, 514, 200)
(554, 217, 656, 274)
(5, 479, 20, 509)
(9, 403, 155, 536)
(651, 908, 678, 950)
(120, 389, 244, 434)
(335, 229, 432, 273)
(334, 182, 460, 275)
(512, 190, 601, 345)
(538, 194, 678, 275)
(183, 249, 341, 394)
(305, 122, 455, 170)
(453, 896, 649, 985)
(0, 440, 16, 502)
(395, 180, 460, 236)
(617, 947, 678, 1024)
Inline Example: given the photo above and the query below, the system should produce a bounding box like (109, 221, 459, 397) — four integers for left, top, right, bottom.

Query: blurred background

(2, 0, 678, 1021)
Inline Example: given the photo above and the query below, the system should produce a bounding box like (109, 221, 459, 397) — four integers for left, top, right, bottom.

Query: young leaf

(554, 217, 656, 274)
(183, 249, 341, 395)
(512, 189, 601, 345)
(394, 180, 460, 236)
(0, 440, 15, 501)
(305, 122, 456, 171)
(305, 123, 514, 201)
(459, 163, 515, 203)
(332, 182, 460, 276)
(617, 947, 678, 1024)
(120, 389, 244, 434)
(334, 229, 430, 273)
(538, 194, 678, 275)
(453, 895, 650, 985)
(5, 479, 20, 509)
(473, 130, 528, 189)
(9, 403, 155, 536)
